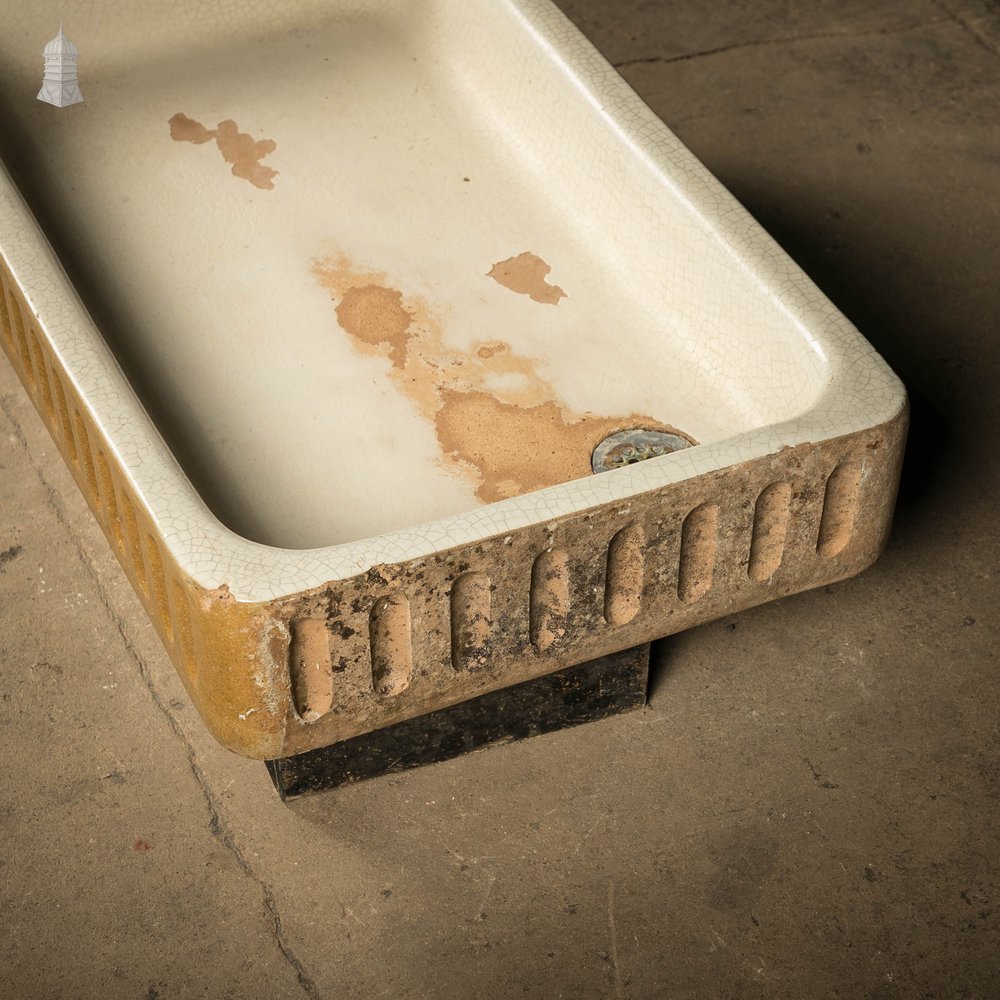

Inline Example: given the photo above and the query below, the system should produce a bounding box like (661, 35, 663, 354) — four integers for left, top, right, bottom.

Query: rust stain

(313, 253, 690, 503)
(168, 113, 278, 190)
(488, 251, 566, 305)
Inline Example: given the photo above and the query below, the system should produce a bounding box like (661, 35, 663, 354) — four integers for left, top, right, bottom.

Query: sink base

(265, 644, 650, 800)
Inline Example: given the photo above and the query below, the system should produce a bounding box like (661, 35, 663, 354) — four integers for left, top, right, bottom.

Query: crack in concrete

(606, 881, 625, 1000)
(612, 18, 944, 69)
(933, 1, 1000, 57)
(0, 388, 321, 999)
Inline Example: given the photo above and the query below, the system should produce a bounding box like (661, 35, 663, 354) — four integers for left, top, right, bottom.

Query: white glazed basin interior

(0, 0, 829, 553)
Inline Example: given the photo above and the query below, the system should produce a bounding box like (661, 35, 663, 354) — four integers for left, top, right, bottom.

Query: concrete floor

(2, 1, 999, 997)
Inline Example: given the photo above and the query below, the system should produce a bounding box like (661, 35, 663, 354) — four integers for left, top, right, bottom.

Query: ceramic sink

(0, 0, 907, 759)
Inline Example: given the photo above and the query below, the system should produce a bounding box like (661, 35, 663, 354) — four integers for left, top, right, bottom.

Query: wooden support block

(266, 644, 650, 800)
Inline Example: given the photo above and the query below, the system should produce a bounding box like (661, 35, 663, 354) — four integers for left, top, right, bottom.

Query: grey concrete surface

(2, 2, 999, 997)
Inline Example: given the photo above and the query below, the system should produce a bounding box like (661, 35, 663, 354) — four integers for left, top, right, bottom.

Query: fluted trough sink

(0, 0, 906, 759)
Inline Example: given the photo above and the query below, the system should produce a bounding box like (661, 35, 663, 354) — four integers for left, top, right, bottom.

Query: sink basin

(0, 0, 907, 759)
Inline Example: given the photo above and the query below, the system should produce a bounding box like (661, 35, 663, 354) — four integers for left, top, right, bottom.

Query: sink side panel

(0, 253, 290, 757)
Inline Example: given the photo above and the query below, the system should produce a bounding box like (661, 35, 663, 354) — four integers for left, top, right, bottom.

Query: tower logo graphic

(37, 24, 83, 108)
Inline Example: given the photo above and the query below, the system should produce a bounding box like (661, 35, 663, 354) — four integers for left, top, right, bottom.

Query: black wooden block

(266, 643, 650, 799)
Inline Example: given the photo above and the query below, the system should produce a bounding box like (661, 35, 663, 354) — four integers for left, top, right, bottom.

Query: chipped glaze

(168, 113, 278, 190)
(313, 252, 686, 503)
(0, 0, 906, 758)
(488, 252, 567, 305)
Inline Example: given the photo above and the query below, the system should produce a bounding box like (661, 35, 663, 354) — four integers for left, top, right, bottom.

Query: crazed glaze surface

(0, 0, 906, 758)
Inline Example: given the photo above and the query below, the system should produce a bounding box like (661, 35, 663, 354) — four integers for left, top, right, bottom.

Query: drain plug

(591, 428, 694, 474)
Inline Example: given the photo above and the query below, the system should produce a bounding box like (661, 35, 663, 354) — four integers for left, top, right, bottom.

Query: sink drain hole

(592, 427, 694, 474)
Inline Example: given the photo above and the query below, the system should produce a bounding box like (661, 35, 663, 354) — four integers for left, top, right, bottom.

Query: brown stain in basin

(335, 285, 413, 368)
(169, 113, 213, 144)
(434, 390, 675, 503)
(488, 251, 566, 305)
(476, 342, 507, 360)
(169, 113, 278, 190)
(312, 253, 692, 502)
